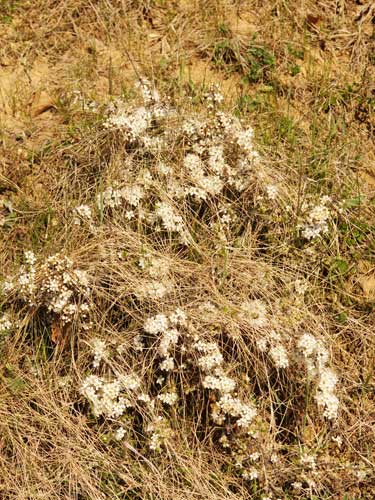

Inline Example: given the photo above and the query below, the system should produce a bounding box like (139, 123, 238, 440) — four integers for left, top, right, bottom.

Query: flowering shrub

(2, 77, 369, 500)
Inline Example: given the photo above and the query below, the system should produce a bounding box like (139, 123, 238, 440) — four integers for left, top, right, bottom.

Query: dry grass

(1, 1, 375, 499)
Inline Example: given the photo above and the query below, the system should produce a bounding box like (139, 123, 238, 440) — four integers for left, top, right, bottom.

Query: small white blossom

(269, 344, 289, 369)
(265, 184, 278, 200)
(157, 391, 178, 405)
(114, 426, 126, 441)
(91, 338, 107, 368)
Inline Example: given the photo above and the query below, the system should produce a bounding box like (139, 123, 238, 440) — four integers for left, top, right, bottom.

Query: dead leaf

(30, 90, 55, 117)
(51, 321, 62, 344)
(306, 14, 322, 26)
(0, 55, 12, 67)
(358, 273, 375, 299)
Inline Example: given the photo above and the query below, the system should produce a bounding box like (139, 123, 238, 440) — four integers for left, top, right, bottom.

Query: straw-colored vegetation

(1, 1, 375, 499)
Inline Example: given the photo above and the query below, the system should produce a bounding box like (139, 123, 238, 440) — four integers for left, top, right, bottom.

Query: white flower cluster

(91, 338, 108, 368)
(315, 368, 339, 420)
(137, 254, 173, 299)
(235, 127, 258, 161)
(136, 78, 160, 104)
(104, 104, 152, 139)
(239, 300, 268, 328)
(298, 333, 339, 419)
(298, 333, 328, 373)
(269, 344, 289, 369)
(93, 79, 266, 249)
(114, 426, 126, 441)
(133, 334, 144, 352)
(144, 313, 169, 335)
(256, 331, 289, 369)
(104, 80, 171, 145)
(16, 250, 37, 304)
(119, 373, 141, 391)
(144, 309, 187, 372)
(140, 254, 173, 299)
(97, 186, 123, 209)
(184, 153, 224, 200)
(203, 84, 224, 108)
(81, 375, 130, 418)
(154, 201, 189, 243)
(3, 252, 91, 325)
(294, 279, 309, 295)
(81, 372, 141, 418)
(302, 196, 331, 240)
(194, 340, 224, 371)
(0, 313, 13, 334)
(97, 184, 145, 211)
(181, 114, 261, 199)
(214, 393, 257, 429)
(194, 339, 256, 430)
(39, 254, 91, 327)
(203, 373, 236, 393)
(142, 280, 171, 299)
(146, 416, 172, 452)
(243, 468, 258, 480)
(157, 391, 178, 406)
(139, 254, 170, 278)
(73, 204, 92, 225)
(265, 184, 278, 200)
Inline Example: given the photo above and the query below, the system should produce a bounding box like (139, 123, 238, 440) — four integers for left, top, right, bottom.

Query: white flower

(114, 426, 126, 441)
(300, 452, 316, 469)
(138, 393, 152, 404)
(160, 357, 175, 371)
(121, 185, 144, 207)
(144, 314, 169, 335)
(240, 300, 267, 328)
(332, 435, 342, 447)
(302, 197, 331, 240)
(97, 186, 122, 209)
(194, 341, 223, 371)
(120, 373, 141, 391)
(158, 391, 178, 405)
(294, 279, 308, 295)
(154, 201, 186, 237)
(104, 105, 152, 138)
(316, 368, 339, 419)
(169, 308, 187, 326)
(157, 162, 172, 176)
(91, 338, 107, 368)
(81, 375, 129, 418)
(133, 334, 144, 351)
(292, 481, 303, 491)
(159, 328, 179, 357)
(0, 313, 14, 335)
(24, 250, 36, 266)
(249, 469, 258, 480)
(298, 333, 318, 358)
(270, 453, 279, 463)
(217, 394, 257, 429)
(143, 280, 170, 299)
(266, 184, 278, 200)
(202, 373, 236, 393)
(74, 204, 92, 225)
(269, 344, 289, 369)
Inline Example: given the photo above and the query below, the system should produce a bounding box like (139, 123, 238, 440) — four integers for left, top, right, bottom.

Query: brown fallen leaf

(0, 55, 12, 66)
(358, 273, 375, 299)
(51, 321, 62, 344)
(306, 14, 322, 27)
(30, 90, 55, 117)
